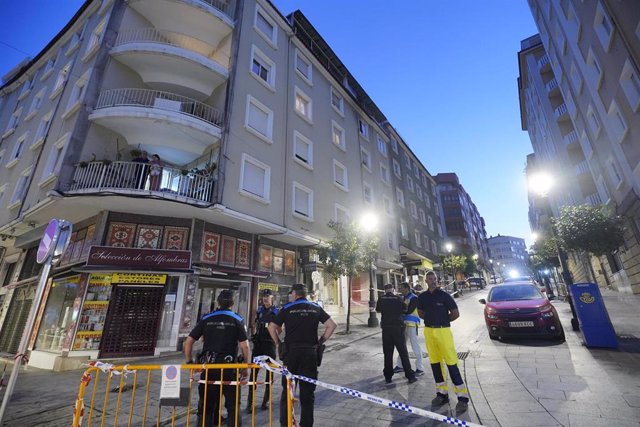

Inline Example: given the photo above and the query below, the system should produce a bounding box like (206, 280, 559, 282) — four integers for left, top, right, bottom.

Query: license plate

(509, 321, 534, 327)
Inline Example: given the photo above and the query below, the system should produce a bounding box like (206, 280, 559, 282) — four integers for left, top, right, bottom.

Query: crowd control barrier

(72, 361, 291, 427)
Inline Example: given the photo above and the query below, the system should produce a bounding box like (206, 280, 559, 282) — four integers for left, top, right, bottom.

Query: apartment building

(0, 0, 443, 369)
(520, 1, 640, 294)
(486, 235, 530, 279)
(434, 173, 490, 274)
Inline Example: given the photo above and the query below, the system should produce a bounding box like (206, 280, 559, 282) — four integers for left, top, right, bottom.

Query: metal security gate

(100, 285, 165, 358)
(0, 285, 35, 354)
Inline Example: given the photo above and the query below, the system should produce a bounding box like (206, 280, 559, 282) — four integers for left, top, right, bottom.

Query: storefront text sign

(86, 247, 192, 270)
(112, 273, 167, 285)
(160, 365, 181, 399)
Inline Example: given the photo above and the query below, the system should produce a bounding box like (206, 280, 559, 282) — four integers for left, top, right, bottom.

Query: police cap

(260, 289, 273, 296)
(217, 289, 234, 304)
(384, 283, 394, 290)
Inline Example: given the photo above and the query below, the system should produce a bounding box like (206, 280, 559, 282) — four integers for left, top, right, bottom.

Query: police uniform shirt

(256, 305, 279, 341)
(416, 288, 458, 327)
(375, 292, 405, 328)
(272, 298, 330, 346)
(189, 309, 248, 355)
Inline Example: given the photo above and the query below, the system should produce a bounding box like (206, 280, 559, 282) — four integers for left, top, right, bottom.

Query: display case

(73, 276, 112, 351)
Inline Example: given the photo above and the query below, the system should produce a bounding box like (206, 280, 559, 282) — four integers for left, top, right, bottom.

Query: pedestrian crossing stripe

(253, 356, 484, 427)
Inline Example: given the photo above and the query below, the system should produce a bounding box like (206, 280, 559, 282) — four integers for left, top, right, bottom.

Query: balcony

(585, 192, 602, 206)
(545, 78, 559, 96)
(68, 161, 215, 204)
(554, 103, 569, 121)
(563, 130, 579, 147)
(128, 0, 234, 50)
(574, 160, 591, 176)
(111, 29, 229, 100)
(89, 88, 223, 164)
(537, 54, 550, 72)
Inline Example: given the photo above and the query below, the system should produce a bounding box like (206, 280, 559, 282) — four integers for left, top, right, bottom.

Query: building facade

(520, 1, 640, 294)
(486, 235, 530, 279)
(0, 0, 444, 369)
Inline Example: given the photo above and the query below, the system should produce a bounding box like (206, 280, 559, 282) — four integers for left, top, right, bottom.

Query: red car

(479, 283, 564, 341)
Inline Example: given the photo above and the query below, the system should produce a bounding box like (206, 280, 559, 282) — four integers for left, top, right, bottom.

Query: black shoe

(415, 369, 425, 377)
(392, 366, 403, 373)
(407, 377, 418, 384)
(245, 406, 252, 414)
(385, 378, 392, 384)
(261, 401, 269, 410)
(431, 393, 449, 406)
(455, 399, 469, 413)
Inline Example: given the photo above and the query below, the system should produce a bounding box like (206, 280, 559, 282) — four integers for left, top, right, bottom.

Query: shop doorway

(0, 284, 35, 354)
(196, 280, 249, 323)
(100, 284, 165, 358)
(156, 277, 180, 349)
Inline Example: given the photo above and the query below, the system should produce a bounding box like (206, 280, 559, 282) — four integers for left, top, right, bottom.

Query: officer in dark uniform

(184, 290, 251, 427)
(376, 283, 418, 384)
(246, 288, 279, 413)
(268, 283, 337, 427)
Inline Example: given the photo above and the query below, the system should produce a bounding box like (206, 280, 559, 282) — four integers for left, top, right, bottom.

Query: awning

(375, 259, 403, 270)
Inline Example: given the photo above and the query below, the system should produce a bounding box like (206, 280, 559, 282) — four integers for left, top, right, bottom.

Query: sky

(0, 1, 540, 247)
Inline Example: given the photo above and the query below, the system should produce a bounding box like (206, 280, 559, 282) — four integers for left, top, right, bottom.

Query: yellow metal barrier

(72, 363, 294, 427)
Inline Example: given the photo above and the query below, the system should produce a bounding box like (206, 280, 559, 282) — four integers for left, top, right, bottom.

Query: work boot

(455, 398, 469, 414)
(392, 366, 403, 373)
(431, 393, 449, 406)
(261, 397, 269, 410)
(407, 377, 418, 384)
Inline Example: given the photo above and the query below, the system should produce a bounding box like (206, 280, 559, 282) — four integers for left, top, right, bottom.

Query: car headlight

(487, 314, 498, 319)
(541, 310, 554, 318)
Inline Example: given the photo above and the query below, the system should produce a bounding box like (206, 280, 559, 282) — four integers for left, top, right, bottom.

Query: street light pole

(360, 213, 379, 328)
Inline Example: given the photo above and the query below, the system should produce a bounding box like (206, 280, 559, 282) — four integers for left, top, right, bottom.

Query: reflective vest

(403, 293, 420, 326)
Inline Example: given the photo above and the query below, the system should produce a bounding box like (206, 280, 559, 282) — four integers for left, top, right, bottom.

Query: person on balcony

(149, 154, 164, 191)
(132, 150, 149, 189)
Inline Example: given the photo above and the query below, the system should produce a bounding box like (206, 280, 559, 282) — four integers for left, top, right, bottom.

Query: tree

(317, 220, 379, 333)
(553, 205, 625, 283)
(530, 236, 561, 269)
(442, 255, 467, 281)
(464, 256, 478, 277)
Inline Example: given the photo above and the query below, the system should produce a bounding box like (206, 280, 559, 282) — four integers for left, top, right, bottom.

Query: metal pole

(367, 260, 378, 327)
(0, 260, 52, 422)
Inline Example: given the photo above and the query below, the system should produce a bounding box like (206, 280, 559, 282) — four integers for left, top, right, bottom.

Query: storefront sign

(258, 283, 280, 292)
(112, 273, 167, 285)
(86, 246, 192, 270)
(160, 365, 181, 399)
(303, 261, 317, 273)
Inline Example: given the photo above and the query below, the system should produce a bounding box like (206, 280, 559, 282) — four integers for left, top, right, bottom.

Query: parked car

(504, 277, 547, 294)
(479, 283, 564, 341)
(467, 277, 486, 289)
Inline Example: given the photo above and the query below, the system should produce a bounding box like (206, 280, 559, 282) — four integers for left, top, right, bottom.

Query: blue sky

(0, 1, 540, 247)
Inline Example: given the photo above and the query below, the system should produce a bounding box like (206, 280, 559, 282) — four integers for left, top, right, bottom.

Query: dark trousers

(247, 341, 276, 408)
(198, 366, 242, 427)
(280, 346, 317, 427)
(382, 325, 415, 380)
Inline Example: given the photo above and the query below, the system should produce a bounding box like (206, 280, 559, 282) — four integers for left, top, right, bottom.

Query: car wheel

(555, 330, 566, 342)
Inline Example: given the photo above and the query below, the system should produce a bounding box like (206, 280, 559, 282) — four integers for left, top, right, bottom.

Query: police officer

(184, 290, 251, 427)
(394, 282, 425, 376)
(376, 284, 418, 384)
(246, 289, 279, 413)
(268, 283, 337, 427)
(417, 271, 469, 414)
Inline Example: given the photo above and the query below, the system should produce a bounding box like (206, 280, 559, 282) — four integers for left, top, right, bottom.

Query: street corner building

(0, 0, 448, 370)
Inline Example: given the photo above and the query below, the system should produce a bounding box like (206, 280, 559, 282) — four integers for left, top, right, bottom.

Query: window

(333, 159, 348, 191)
(254, 5, 277, 47)
(413, 162, 420, 177)
(84, 19, 106, 61)
(431, 239, 438, 255)
(424, 194, 431, 208)
(620, 60, 640, 112)
(3, 108, 22, 138)
(63, 73, 89, 119)
(363, 182, 373, 204)
(0, 150, 4, 167)
(293, 182, 313, 220)
(395, 187, 405, 208)
(331, 121, 346, 151)
(586, 49, 603, 88)
(360, 147, 371, 171)
(32, 112, 52, 148)
(428, 216, 434, 231)
(335, 204, 349, 224)
(293, 131, 313, 169)
(593, 4, 614, 51)
(295, 50, 312, 84)
(383, 195, 392, 216)
(400, 219, 408, 239)
(239, 153, 271, 203)
(10, 134, 27, 163)
(422, 173, 428, 187)
(437, 223, 443, 237)
(245, 95, 273, 143)
(419, 209, 427, 225)
(2, 261, 16, 286)
(9, 173, 29, 208)
(51, 62, 71, 98)
(587, 106, 601, 138)
(409, 200, 417, 218)
(414, 230, 422, 247)
(40, 133, 68, 184)
(569, 62, 583, 93)
(390, 138, 398, 154)
(377, 136, 387, 157)
(392, 159, 401, 178)
(330, 87, 344, 115)
(66, 32, 81, 56)
(250, 46, 275, 90)
(432, 185, 437, 197)
(294, 87, 312, 123)
(26, 89, 46, 120)
(41, 58, 55, 80)
(607, 101, 628, 143)
(403, 151, 411, 168)
(358, 119, 369, 139)
(0, 185, 6, 208)
(18, 79, 32, 100)
(380, 163, 390, 185)
(608, 160, 622, 187)
(387, 231, 397, 251)
(416, 186, 423, 201)
(407, 177, 414, 192)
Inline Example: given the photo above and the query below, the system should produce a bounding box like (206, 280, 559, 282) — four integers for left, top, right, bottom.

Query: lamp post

(360, 213, 379, 328)
(445, 242, 453, 283)
(528, 172, 579, 331)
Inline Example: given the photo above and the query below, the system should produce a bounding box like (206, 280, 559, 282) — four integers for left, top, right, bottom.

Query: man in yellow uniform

(417, 271, 469, 414)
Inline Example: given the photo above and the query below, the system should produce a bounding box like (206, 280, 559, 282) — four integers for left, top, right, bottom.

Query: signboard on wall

(111, 273, 167, 285)
(86, 247, 191, 270)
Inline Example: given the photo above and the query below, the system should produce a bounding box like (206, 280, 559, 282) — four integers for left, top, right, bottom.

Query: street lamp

(445, 243, 453, 283)
(359, 213, 379, 328)
(528, 172, 579, 331)
(489, 259, 495, 284)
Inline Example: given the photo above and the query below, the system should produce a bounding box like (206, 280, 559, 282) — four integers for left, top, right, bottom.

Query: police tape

(197, 380, 272, 386)
(253, 356, 484, 427)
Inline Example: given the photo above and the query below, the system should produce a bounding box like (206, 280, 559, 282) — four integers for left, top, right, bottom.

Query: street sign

(303, 261, 317, 272)
(37, 220, 62, 264)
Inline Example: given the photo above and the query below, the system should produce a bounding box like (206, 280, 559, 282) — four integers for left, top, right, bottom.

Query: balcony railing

(114, 28, 219, 60)
(128, 0, 235, 20)
(95, 88, 224, 127)
(586, 192, 602, 206)
(554, 103, 568, 120)
(69, 161, 215, 203)
(574, 160, 591, 176)
(563, 130, 579, 146)
(545, 78, 559, 93)
(538, 54, 550, 70)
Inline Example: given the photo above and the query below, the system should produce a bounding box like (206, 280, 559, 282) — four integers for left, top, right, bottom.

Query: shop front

(28, 246, 192, 370)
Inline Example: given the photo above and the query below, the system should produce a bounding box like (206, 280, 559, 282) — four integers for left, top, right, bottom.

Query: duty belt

(424, 325, 449, 328)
